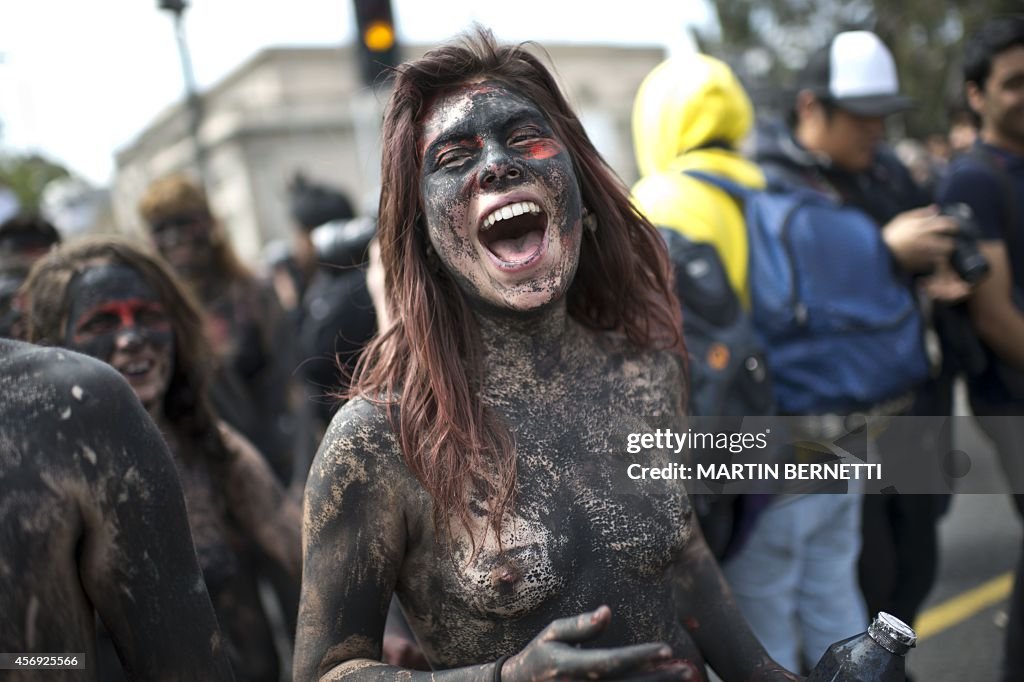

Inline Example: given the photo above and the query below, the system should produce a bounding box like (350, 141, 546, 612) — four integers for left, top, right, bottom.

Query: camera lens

(951, 242, 990, 283)
(943, 203, 990, 284)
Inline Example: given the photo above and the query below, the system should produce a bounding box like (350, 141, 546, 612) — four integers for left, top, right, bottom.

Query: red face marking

(521, 139, 562, 160)
(72, 299, 170, 343)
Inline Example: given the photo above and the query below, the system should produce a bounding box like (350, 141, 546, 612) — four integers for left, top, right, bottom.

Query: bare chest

(398, 407, 693, 642)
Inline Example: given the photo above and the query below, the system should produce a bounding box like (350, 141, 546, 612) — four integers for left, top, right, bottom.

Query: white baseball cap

(801, 31, 913, 116)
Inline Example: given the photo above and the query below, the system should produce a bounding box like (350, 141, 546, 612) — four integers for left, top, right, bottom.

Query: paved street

(906, 404, 1021, 681)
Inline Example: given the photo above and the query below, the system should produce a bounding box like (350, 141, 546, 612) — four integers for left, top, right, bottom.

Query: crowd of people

(0, 13, 1022, 682)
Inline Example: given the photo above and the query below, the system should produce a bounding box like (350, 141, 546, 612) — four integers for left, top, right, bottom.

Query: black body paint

(0, 339, 234, 681)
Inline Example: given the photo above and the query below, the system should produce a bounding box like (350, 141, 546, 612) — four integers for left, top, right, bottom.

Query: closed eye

(77, 313, 119, 335)
(509, 126, 543, 145)
(136, 308, 169, 327)
(436, 146, 474, 169)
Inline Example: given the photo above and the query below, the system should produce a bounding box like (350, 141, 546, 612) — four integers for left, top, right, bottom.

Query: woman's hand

(500, 606, 694, 682)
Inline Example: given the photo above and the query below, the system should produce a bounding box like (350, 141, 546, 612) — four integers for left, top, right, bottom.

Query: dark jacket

(752, 118, 949, 416)
(752, 119, 928, 225)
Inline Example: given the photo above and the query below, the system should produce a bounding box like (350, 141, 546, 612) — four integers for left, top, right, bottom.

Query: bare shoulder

(304, 397, 417, 534)
(589, 329, 684, 368)
(0, 339, 128, 411)
(313, 396, 403, 475)
(217, 418, 262, 463)
(0, 340, 151, 470)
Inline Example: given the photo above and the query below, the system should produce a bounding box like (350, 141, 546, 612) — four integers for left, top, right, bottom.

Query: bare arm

(673, 514, 799, 681)
(293, 399, 406, 680)
(219, 421, 302, 578)
(967, 240, 1024, 369)
(70, 358, 235, 680)
(294, 399, 476, 681)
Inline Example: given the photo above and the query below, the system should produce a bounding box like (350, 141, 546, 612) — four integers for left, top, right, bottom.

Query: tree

(701, 0, 1021, 137)
(0, 152, 70, 214)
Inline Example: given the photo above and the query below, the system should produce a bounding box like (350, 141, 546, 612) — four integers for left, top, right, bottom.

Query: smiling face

(64, 263, 174, 410)
(418, 82, 584, 313)
(969, 45, 1024, 154)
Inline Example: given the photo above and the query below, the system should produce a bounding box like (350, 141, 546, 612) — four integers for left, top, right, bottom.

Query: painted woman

(294, 30, 798, 682)
(22, 237, 300, 681)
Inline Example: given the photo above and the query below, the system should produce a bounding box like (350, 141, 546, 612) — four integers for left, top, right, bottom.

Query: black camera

(942, 203, 990, 284)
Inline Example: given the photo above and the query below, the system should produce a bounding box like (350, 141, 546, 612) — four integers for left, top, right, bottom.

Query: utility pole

(157, 0, 210, 192)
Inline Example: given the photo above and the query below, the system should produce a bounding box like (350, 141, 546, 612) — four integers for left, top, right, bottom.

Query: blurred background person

(630, 52, 775, 562)
(21, 236, 301, 682)
(0, 213, 61, 338)
(138, 174, 297, 485)
(936, 15, 1024, 682)
(277, 171, 356, 314)
(631, 52, 764, 309)
(284, 172, 377, 450)
(895, 137, 942, 195)
(948, 106, 981, 157)
(739, 29, 962, 672)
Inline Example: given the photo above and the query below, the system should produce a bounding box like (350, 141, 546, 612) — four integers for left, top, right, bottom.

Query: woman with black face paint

(21, 236, 301, 682)
(293, 30, 798, 682)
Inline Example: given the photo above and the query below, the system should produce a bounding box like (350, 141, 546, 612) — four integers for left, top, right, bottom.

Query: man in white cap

(723, 30, 967, 674)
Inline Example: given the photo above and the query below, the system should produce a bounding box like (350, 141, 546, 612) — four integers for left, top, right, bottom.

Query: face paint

(65, 264, 174, 409)
(418, 82, 583, 313)
(149, 212, 213, 280)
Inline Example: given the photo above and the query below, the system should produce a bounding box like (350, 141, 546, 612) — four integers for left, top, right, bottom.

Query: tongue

(489, 229, 543, 263)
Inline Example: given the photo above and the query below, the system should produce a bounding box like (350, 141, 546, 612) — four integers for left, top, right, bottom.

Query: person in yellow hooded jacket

(631, 53, 765, 309)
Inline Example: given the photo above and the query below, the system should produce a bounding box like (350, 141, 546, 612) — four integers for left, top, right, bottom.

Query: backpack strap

(682, 170, 755, 202)
(684, 169, 830, 208)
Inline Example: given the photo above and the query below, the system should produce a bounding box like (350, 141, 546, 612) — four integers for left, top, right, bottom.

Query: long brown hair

(21, 236, 229, 463)
(351, 28, 684, 550)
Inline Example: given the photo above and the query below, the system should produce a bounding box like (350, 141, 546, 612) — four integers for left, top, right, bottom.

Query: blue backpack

(684, 171, 928, 414)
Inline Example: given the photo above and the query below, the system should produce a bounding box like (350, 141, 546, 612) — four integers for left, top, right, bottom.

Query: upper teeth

(125, 362, 151, 374)
(482, 201, 541, 229)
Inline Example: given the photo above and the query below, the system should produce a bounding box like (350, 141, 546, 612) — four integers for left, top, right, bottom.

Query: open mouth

(120, 359, 155, 378)
(479, 201, 547, 266)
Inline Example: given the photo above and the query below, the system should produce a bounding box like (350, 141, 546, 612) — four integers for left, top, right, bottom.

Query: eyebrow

(74, 299, 164, 322)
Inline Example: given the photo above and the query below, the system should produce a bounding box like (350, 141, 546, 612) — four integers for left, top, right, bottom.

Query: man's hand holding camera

(882, 204, 980, 303)
(882, 205, 959, 273)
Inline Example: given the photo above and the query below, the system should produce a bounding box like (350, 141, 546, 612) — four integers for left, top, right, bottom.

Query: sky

(0, 0, 714, 187)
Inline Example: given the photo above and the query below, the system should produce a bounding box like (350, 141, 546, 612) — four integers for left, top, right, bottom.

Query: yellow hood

(630, 54, 763, 307)
(633, 53, 757, 178)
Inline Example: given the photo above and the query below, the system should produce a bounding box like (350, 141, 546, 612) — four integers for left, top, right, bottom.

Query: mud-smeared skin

(159, 420, 301, 682)
(296, 306, 798, 682)
(57, 263, 299, 681)
(295, 80, 796, 682)
(0, 339, 234, 681)
(418, 83, 583, 313)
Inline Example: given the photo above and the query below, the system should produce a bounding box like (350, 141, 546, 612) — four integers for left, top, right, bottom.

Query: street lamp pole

(158, 0, 210, 192)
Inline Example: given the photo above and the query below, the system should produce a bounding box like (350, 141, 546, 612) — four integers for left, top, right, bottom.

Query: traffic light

(353, 0, 400, 87)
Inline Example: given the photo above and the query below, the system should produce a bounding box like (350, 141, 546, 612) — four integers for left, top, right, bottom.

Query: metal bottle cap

(868, 612, 917, 655)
